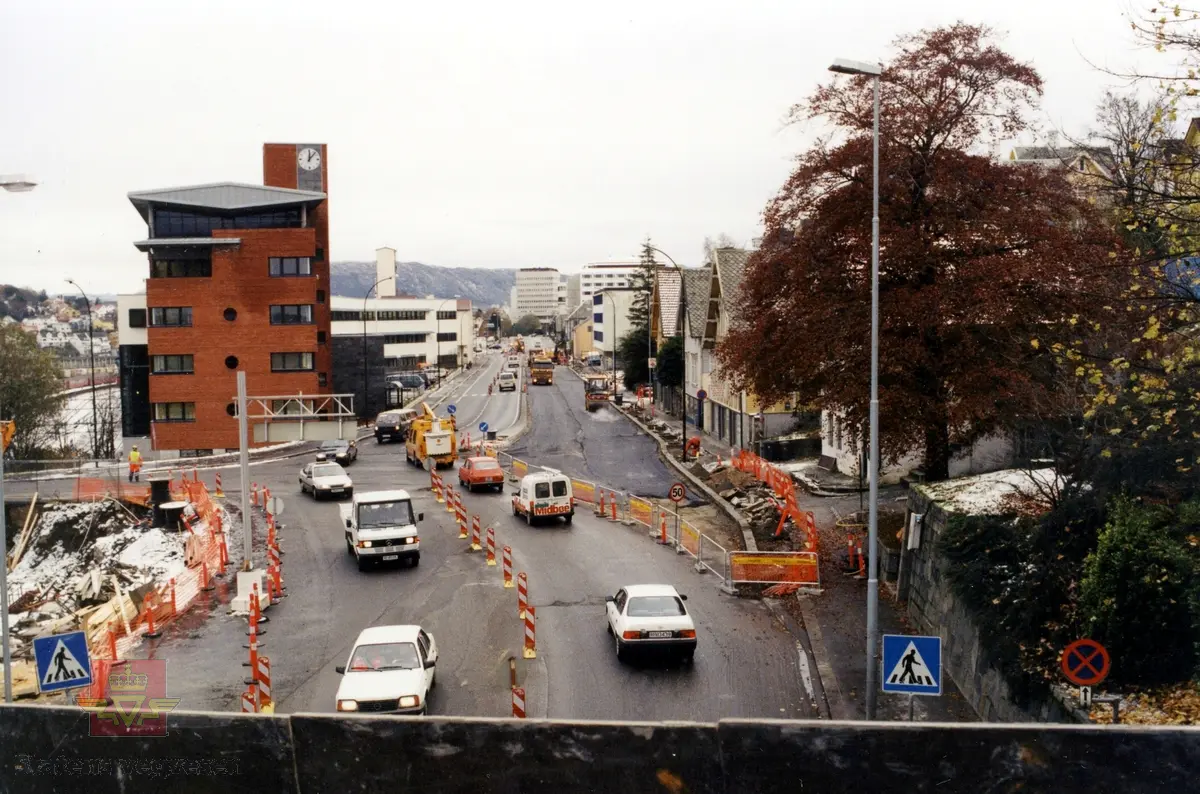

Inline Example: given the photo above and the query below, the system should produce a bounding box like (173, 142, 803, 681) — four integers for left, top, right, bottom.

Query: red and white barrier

(455, 492, 467, 531)
(256, 656, 272, 709)
(241, 686, 257, 713)
(502, 545, 513, 588)
(471, 516, 482, 551)
(486, 526, 497, 566)
(214, 472, 224, 498)
(658, 513, 671, 546)
(523, 605, 537, 659)
(432, 472, 444, 503)
(511, 686, 526, 719)
(517, 572, 528, 619)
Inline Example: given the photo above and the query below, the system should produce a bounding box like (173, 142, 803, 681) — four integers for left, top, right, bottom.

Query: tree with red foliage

(718, 24, 1123, 481)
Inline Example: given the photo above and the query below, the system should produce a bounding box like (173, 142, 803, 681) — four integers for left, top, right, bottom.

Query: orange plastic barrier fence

(512, 459, 528, 478)
(628, 496, 654, 527)
(727, 551, 820, 586)
(74, 479, 152, 506)
(571, 479, 597, 504)
(678, 520, 702, 557)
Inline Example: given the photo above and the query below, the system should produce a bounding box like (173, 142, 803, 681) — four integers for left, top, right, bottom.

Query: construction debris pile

(692, 459, 802, 549)
(6, 499, 186, 666)
(638, 416, 683, 445)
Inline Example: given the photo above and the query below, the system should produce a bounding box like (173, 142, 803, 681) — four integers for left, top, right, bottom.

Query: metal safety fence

(492, 454, 821, 592)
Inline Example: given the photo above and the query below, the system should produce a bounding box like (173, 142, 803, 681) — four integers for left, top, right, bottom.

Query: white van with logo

(511, 469, 574, 526)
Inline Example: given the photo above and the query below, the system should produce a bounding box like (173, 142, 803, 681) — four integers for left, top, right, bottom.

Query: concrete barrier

(2, 706, 1197, 793)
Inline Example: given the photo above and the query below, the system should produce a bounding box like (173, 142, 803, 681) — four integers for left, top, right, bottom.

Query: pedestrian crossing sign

(33, 630, 93, 693)
(881, 634, 941, 696)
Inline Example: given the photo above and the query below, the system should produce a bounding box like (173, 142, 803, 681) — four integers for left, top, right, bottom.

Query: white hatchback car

(334, 625, 438, 714)
(605, 584, 696, 664)
(299, 462, 353, 500)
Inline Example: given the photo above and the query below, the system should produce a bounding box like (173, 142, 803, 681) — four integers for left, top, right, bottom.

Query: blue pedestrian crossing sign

(33, 630, 93, 693)
(447, 404, 457, 415)
(479, 422, 489, 433)
(881, 634, 941, 696)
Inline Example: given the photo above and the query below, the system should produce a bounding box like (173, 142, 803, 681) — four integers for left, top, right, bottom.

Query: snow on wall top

(917, 468, 1060, 515)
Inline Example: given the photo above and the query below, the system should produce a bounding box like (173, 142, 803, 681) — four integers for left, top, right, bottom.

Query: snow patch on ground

(919, 468, 1060, 515)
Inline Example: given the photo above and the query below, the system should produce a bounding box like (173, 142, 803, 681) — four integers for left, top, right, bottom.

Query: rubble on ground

(5, 499, 189, 668)
(688, 457, 806, 549)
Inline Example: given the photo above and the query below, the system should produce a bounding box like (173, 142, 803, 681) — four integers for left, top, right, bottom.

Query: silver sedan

(299, 462, 354, 500)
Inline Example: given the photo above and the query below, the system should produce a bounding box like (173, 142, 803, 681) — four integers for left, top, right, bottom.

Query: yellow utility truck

(405, 402, 458, 470)
(530, 357, 554, 385)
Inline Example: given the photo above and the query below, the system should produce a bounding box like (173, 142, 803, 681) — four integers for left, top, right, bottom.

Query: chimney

(375, 247, 396, 297)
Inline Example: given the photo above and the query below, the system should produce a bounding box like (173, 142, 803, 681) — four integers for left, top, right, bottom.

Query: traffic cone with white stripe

(486, 526, 497, 566)
(214, 472, 224, 498)
(256, 656, 272, 710)
(511, 686, 526, 719)
(523, 606, 537, 659)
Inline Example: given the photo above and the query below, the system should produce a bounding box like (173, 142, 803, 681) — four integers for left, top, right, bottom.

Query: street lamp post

(829, 55, 883, 720)
(65, 280, 99, 459)
(601, 292, 618, 399)
(648, 247, 687, 458)
(1, 173, 36, 702)
(363, 277, 393, 419)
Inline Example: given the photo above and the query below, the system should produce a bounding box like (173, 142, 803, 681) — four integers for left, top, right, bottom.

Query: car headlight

(337, 700, 358, 712)
(398, 695, 420, 709)
(406, 537, 417, 545)
(360, 540, 373, 548)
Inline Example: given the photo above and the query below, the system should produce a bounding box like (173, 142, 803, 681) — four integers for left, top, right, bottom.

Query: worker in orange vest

(128, 446, 143, 483)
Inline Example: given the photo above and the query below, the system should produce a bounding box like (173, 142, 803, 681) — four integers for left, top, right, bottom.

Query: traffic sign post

(1061, 639, 1110, 687)
(881, 634, 941, 700)
(34, 631, 93, 694)
(479, 422, 489, 433)
(265, 496, 285, 517)
(447, 404, 457, 416)
(647, 357, 657, 369)
(668, 482, 686, 504)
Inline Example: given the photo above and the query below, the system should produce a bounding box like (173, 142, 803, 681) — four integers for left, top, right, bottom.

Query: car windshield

(348, 641, 421, 671)
(377, 414, 399, 425)
(626, 596, 686, 618)
(321, 441, 348, 451)
(473, 459, 500, 470)
(313, 464, 345, 477)
(358, 500, 415, 528)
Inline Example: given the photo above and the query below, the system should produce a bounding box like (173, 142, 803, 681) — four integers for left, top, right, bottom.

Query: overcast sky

(0, 0, 1168, 295)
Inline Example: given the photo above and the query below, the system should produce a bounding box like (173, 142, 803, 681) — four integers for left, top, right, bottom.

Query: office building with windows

(513, 267, 567, 326)
(579, 262, 641, 303)
(116, 143, 331, 455)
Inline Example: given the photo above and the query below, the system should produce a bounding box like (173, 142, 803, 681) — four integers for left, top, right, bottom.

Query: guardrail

(493, 453, 819, 593)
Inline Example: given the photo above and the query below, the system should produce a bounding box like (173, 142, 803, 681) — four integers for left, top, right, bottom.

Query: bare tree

(701, 233, 739, 263)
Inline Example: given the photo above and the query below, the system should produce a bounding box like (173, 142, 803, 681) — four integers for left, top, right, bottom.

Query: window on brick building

(269, 304, 314, 325)
(150, 307, 192, 327)
(151, 354, 194, 374)
(268, 257, 311, 277)
(318, 372, 328, 387)
(271, 352, 315, 372)
(153, 402, 196, 422)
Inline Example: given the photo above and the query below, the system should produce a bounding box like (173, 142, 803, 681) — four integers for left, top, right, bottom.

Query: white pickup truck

(340, 490, 423, 571)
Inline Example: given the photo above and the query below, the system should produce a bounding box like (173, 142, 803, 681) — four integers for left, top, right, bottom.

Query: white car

(605, 584, 696, 664)
(334, 625, 438, 714)
(497, 371, 517, 392)
(299, 462, 353, 500)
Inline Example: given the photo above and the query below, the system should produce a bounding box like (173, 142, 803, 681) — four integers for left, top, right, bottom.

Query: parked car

(458, 456, 506, 492)
(334, 625, 438, 714)
(497, 371, 517, 392)
(375, 408, 418, 443)
(605, 584, 696, 664)
(317, 439, 358, 465)
(511, 469, 573, 525)
(387, 373, 426, 391)
(299, 462, 353, 500)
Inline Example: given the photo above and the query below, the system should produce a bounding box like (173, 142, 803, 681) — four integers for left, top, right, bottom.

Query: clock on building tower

(295, 144, 324, 192)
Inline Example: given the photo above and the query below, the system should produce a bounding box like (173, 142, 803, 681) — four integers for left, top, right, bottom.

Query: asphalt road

(509, 365, 677, 499)
(96, 349, 816, 721)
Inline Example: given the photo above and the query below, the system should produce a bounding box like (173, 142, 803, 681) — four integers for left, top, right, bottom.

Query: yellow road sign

(1, 421, 14, 453)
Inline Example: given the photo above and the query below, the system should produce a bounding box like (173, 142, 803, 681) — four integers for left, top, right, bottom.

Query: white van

(511, 469, 574, 526)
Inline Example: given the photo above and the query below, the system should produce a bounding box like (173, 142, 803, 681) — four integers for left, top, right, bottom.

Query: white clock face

(298, 147, 321, 171)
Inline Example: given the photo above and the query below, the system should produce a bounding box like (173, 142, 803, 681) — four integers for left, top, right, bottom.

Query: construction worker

(128, 445, 143, 483)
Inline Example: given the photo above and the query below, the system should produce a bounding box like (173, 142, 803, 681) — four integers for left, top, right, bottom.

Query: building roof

(680, 267, 712, 339)
(127, 182, 326, 219)
(654, 267, 681, 337)
(711, 248, 752, 314)
(1008, 145, 1114, 175)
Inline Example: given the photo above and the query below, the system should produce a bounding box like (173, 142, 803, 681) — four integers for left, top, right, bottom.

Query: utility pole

(0, 417, 13, 702)
(363, 277, 392, 419)
(237, 372, 252, 570)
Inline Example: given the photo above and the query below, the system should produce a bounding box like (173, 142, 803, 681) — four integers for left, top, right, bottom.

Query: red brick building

(118, 144, 332, 453)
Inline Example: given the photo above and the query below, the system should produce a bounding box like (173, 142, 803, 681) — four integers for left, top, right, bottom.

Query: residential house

(563, 302, 594, 359)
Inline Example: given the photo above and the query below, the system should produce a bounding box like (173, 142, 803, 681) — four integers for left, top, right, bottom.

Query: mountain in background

(331, 261, 517, 309)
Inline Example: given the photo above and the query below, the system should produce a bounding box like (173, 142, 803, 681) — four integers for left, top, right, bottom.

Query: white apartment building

(591, 287, 639, 362)
(513, 267, 566, 324)
(579, 262, 641, 303)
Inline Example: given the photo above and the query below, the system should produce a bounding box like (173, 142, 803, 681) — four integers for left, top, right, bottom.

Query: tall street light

(829, 55, 883, 720)
(65, 279, 99, 459)
(362, 277, 393, 419)
(648, 246, 687, 459)
(1, 172, 36, 703)
(601, 292, 618, 399)
(435, 297, 459, 389)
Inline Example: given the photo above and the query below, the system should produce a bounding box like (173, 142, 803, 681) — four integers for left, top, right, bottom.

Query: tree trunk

(923, 419, 952, 482)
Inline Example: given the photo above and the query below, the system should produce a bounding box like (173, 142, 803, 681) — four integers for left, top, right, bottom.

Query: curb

(761, 597, 833, 720)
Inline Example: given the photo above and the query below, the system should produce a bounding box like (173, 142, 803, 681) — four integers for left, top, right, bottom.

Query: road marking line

(797, 641, 817, 708)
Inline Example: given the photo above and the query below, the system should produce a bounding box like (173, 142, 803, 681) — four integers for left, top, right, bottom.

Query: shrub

(1078, 498, 1200, 685)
